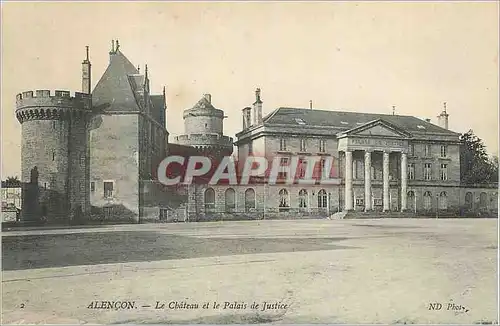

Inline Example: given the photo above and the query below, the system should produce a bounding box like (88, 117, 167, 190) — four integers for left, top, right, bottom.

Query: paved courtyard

(1, 218, 498, 324)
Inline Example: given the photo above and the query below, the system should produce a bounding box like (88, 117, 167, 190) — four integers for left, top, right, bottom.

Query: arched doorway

(225, 188, 236, 212)
(480, 192, 488, 210)
(439, 191, 447, 210)
(407, 191, 415, 212)
(465, 192, 473, 211)
(279, 189, 289, 211)
(423, 191, 432, 210)
(244, 188, 256, 212)
(318, 189, 327, 209)
(204, 188, 215, 210)
(298, 189, 307, 210)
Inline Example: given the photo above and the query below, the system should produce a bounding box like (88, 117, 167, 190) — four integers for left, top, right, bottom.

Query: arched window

(204, 188, 215, 210)
(299, 189, 307, 208)
(245, 188, 256, 211)
(407, 191, 415, 211)
(480, 192, 488, 209)
(439, 191, 447, 210)
(423, 191, 432, 210)
(279, 189, 289, 208)
(225, 188, 236, 211)
(318, 189, 327, 208)
(465, 192, 473, 210)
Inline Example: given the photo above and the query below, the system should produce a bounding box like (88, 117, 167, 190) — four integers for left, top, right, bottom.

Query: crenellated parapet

(15, 90, 92, 123)
(174, 133, 234, 148)
(183, 107, 225, 119)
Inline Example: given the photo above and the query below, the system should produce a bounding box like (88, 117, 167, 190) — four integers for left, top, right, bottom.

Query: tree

(460, 130, 498, 184)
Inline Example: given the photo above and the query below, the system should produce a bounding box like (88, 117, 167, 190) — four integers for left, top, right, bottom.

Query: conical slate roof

(191, 96, 216, 111)
(183, 95, 224, 119)
(92, 50, 140, 112)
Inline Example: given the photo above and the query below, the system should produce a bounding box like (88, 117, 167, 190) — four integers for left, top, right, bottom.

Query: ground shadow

(2, 232, 354, 271)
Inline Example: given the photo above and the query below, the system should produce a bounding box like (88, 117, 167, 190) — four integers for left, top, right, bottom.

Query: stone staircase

(329, 211, 348, 220)
(330, 210, 418, 219)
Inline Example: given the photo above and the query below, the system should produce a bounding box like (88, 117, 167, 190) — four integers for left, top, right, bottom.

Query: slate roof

(92, 50, 140, 112)
(262, 107, 459, 135)
(92, 49, 166, 127)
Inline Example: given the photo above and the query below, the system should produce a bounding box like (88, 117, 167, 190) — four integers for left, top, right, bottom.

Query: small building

(1, 179, 22, 222)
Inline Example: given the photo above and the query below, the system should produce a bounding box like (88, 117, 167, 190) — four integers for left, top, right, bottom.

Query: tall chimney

(437, 102, 449, 130)
(82, 46, 91, 94)
(253, 88, 263, 125)
(242, 107, 252, 130)
(204, 94, 212, 104)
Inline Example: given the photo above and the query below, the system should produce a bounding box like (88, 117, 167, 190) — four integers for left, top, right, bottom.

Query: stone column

(383, 151, 390, 211)
(364, 151, 372, 211)
(401, 152, 408, 212)
(344, 151, 353, 211)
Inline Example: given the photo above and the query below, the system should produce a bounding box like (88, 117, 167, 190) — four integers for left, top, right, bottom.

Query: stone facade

(89, 42, 168, 222)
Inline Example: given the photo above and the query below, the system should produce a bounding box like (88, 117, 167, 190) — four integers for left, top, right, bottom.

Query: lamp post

(414, 192, 417, 214)
(327, 192, 331, 218)
(436, 193, 439, 219)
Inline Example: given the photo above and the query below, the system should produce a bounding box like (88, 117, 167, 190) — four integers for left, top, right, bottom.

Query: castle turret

(174, 94, 233, 159)
(82, 46, 91, 94)
(16, 90, 93, 223)
(437, 102, 449, 130)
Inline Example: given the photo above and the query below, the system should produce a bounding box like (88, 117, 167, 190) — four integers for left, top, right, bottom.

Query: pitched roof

(263, 107, 459, 135)
(92, 50, 141, 112)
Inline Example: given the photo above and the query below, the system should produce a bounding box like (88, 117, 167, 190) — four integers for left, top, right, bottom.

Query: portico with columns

(337, 119, 411, 212)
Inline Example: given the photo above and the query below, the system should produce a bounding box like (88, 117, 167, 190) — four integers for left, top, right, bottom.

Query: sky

(1, 1, 498, 178)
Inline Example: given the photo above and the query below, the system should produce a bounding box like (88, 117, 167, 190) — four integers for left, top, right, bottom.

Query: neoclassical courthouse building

(189, 94, 497, 219)
(14, 42, 497, 223)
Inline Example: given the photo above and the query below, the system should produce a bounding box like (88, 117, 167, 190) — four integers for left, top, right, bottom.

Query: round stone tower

(16, 90, 93, 223)
(174, 94, 233, 159)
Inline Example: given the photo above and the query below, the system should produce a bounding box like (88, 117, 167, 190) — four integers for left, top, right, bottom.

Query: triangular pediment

(338, 119, 412, 138)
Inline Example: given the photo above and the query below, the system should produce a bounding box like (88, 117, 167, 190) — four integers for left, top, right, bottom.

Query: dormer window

(295, 118, 306, 125)
(417, 125, 426, 129)
(341, 121, 349, 125)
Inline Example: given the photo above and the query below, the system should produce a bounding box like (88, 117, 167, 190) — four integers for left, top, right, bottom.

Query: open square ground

(1, 218, 498, 324)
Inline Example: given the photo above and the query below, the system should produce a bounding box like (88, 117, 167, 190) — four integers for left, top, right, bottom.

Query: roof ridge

(279, 106, 415, 118)
(263, 107, 281, 122)
(264, 107, 460, 136)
